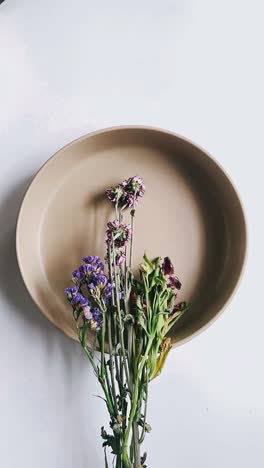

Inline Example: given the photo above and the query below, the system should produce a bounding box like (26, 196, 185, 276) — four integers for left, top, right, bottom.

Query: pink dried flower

(106, 220, 132, 248)
(105, 176, 145, 209)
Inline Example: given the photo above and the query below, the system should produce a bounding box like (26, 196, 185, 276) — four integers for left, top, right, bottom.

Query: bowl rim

(16, 125, 248, 347)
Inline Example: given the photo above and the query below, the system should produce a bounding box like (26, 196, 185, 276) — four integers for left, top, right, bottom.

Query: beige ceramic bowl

(16, 126, 247, 346)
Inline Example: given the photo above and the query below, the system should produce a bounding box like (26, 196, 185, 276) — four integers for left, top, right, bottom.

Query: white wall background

(0, 1, 263, 467)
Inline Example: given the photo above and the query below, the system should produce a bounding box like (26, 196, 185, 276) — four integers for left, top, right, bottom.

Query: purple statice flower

(82, 255, 104, 273)
(162, 256, 182, 291)
(65, 286, 79, 300)
(72, 292, 90, 308)
(72, 266, 86, 284)
(87, 272, 113, 302)
(87, 281, 95, 290)
(92, 307, 103, 330)
(104, 282, 113, 300)
(106, 220, 132, 248)
(72, 256, 105, 286)
(65, 287, 92, 317)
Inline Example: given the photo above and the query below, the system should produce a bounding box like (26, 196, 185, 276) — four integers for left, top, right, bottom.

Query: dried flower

(88, 272, 113, 302)
(91, 307, 103, 330)
(72, 267, 85, 284)
(125, 175, 145, 198)
(64, 176, 190, 467)
(82, 255, 104, 272)
(162, 256, 182, 290)
(65, 288, 92, 317)
(162, 257, 174, 276)
(167, 275, 182, 290)
(65, 286, 79, 299)
(105, 175, 145, 209)
(106, 220, 132, 248)
(83, 305, 93, 320)
(105, 184, 126, 206)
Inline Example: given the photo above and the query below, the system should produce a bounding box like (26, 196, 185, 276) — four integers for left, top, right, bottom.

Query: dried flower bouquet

(65, 176, 189, 468)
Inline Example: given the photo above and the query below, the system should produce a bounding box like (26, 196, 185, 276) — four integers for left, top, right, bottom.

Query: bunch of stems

(78, 204, 148, 467)
(71, 191, 189, 467)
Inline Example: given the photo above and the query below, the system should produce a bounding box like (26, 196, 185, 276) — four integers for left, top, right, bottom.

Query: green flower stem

(101, 313, 106, 381)
(122, 338, 154, 468)
(139, 373, 148, 444)
(81, 341, 115, 417)
(132, 422, 141, 467)
(129, 201, 136, 270)
(107, 310, 118, 415)
(112, 240, 131, 394)
(108, 246, 122, 392)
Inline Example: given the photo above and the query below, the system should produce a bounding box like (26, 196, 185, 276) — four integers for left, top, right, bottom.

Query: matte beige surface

(16, 126, 247, 346)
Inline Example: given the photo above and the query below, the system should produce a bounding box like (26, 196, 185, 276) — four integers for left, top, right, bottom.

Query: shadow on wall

(0, 176, 104, 467)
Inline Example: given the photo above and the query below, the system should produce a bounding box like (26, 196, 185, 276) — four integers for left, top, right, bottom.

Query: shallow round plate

(16, 126, 247, 346)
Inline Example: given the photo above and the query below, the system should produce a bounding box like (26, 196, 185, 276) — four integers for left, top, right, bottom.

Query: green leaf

(143, 253, 155, 274)
(137, 312, 150, 336)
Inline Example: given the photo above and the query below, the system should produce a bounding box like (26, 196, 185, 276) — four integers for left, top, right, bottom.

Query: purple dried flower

(167, 275, 182, 290)
(105, 184, 126, 206)
(104, 282, 113, 300)
(105, 176, 145, 209)
(106, 220, 132, 248)
(83, 305, 93, 320)
(162, 256, 181, 291)
(72, 266, 85, 284)
(72, 293, 90, 308)
(82, 255, 104, 272)
(65, 286, 79, 300)
(92, 307, 103, 330)
(83, 264, 96, 274)
(87, 272, 113, 302)
(65, 289, 92, 316)
(125, 176, 145, 198)
(162, 257, 174, 276)
(96, 274, 108, 285)
(119, 176, 145, 208)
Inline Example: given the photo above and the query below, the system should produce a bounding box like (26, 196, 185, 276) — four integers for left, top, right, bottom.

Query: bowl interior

(16, 127, 246, 345)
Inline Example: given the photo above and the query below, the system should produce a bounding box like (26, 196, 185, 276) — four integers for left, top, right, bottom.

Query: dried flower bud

(139, 263, 148, 273)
